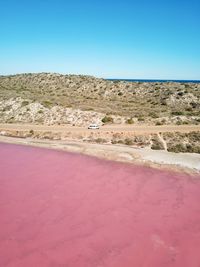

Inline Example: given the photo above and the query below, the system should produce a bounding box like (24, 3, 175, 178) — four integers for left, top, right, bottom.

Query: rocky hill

(0, 73, 200, 125)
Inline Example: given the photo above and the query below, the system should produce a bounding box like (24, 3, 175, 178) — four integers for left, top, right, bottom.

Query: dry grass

(0, 73, 199, 121)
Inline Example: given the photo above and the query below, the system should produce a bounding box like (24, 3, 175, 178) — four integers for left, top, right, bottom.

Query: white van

(88, 124, 100, 129)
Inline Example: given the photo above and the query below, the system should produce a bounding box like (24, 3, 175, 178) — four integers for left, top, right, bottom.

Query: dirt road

(0, 123, 200, 134)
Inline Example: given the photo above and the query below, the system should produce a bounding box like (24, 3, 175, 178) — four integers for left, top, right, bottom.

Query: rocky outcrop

(0, 97, 106, 126)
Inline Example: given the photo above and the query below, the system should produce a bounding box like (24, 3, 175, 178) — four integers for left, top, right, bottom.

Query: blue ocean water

(108, 79, 200, 83)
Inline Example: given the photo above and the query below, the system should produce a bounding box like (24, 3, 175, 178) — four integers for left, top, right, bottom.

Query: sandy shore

(0, 135, 200, 174)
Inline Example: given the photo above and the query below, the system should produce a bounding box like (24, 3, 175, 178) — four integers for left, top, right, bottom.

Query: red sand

(0, 143, 200, 267)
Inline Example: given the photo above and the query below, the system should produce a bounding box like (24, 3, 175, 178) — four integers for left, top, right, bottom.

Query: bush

(188, 132, 200, 142)
(126, 118, 134, 124)
(193, 146, 200, 154)
(191, 102, 198, 109)
(176, 121, 182, 125)
(43, 100, 52, 108)
(177, 92, 184, 96)
(161, 119, 166, 124)
(167, 143, 186, 153)
(29, 129, 34, 135)
(171, 111, 184, 116)
(151, 144, 163, 150)
(169, 143, 200, 154)
(112, 139, 124, 145)
(138, 117, 144, 122)
(185, 144, 195, 153)
(102, 116, 113, 124)
(124, 138, 134, 146)
(94, 138, 106, 144)
(186, 107, 193, 112)
(149, 112, 159, 118)
(176, 120, 189, 125)
(151, 137, 164, 150)
(160, 98, 167, 105)
(21, 101, 29, 107)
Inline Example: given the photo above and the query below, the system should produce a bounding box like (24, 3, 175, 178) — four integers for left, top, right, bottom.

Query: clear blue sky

(1, 0, 200, 79)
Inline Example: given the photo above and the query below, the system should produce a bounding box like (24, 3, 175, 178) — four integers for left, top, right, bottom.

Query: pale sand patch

(136, 148, 200, 171)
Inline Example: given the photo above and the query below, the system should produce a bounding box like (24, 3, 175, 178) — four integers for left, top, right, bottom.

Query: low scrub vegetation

(151, 136, 165, 150)
(167, 143, 200, 153)
(164, 131, 200, 154)
(0, 73, 199, 121)
(102, 116, 113, 124)
(126, 118, 134, 124)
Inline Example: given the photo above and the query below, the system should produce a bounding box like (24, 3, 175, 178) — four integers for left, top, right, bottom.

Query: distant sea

(108, 79, 200, 83)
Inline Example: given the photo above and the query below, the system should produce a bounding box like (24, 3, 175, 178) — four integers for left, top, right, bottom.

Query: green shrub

(176, 120, 189, 125)
(171, 111, 184, 116)
(161, 119, 166, 124)
(186, 107, 193, 112)
(151, 137, 164, 150)
(3, 106, 11, 112)
(126, 118, 134, 124)
(161, 100, 167, 105)
(43, 100, 52, 108)
(176, 121, 182, 125)
(138, 117, 144, 121)
(111, 139, 124, 145)
(149, 112, 159, 118)
(94, 138, 106, 143)
(155, 121, 162, 125)
(193, 146, 200, 154)
(29, 129, 34, 135)
(185, 144, 199, 153)
(124, 138, 134, 145)
(167, 143, 186, 153)
(169, 143, 200, 154)
(21, 100, 29, 107)
(188, 132, 200, 142)
(177, 92, 184, 96)
(102, 116, 113, 123)
(151, 144, 163, 150)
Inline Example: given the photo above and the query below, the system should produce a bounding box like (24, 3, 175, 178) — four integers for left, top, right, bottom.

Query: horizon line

(0, 72, 200, 81)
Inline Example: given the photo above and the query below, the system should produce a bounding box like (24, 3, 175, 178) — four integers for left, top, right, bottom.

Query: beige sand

(0, 123, 200, 134)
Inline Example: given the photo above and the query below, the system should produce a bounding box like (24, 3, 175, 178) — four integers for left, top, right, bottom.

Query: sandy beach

(0, 134, 200, 174)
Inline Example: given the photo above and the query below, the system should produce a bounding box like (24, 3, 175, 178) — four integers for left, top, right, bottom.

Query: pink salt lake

(0, 143, 200, 267)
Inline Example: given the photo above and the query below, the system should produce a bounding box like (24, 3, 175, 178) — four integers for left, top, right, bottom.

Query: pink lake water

(0, 143, 200, 267)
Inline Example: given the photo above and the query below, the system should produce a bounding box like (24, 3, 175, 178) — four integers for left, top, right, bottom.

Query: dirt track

(0, 123, 200, 134)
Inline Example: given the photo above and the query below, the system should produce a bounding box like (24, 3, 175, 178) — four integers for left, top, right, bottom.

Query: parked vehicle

(88, 124, 100, 129)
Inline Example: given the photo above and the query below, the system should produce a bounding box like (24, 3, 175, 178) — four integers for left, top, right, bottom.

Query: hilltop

(0, 72, 200, 126)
